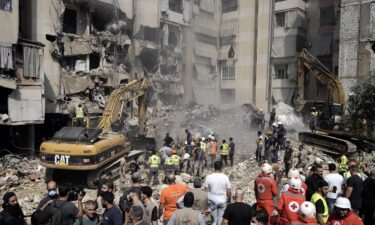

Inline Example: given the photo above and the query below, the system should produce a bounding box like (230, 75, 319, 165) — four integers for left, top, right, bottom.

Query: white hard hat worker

(288, 168, 300, 178)
(335, 197, 351, 209)
(272, 122, 278, 127)
(277, 121, 283, 125)
(289, 177, 302, 190)
(300, 201, 316, 218)
(260, 163, 272, 174)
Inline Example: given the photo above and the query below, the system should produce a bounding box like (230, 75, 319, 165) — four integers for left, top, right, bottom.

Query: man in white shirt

(324, 163, 344, 214)
(204, 161, 231, 225)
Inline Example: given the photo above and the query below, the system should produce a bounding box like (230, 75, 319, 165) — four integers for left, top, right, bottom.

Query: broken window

(63, 8, 77, 34)
(222, 0, 238, 13)
(92, 6, 114, 31)
(0, 0, 11, 11)
(221, 65, 235, 80)
(275, 12, 286, 27)
(220, 89, 235, 104)
(169, 0, 183, 13)
(89, 54, 100, 70)
(320, 7, 335, 26)
(274, 64, 287, 79)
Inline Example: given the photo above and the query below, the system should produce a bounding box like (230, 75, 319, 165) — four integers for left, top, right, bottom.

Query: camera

(68, 185, 86, 201)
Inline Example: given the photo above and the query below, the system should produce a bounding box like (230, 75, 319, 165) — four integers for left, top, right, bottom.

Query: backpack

(43, 199, 67, 225)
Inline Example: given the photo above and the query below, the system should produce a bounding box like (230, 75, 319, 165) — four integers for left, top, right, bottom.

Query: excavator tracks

(299, 132, 357, 155)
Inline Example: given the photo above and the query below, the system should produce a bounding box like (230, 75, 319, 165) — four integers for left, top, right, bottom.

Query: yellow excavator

(39, 79, 153, 187)
(295, 49, 375, 155)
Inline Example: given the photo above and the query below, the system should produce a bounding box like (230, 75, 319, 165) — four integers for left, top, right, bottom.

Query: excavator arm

(296, 49, 346, 111)
(98, 79, 149, 133)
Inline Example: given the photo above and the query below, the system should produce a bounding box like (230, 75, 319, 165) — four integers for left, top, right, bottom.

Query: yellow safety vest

(150, 155, 159, 168)
(258, 136, 264, 145)
(338, 155, 348, 172)
(311, 193, 328, 223)
(221, 143, 229, 155)
(311, 111, 318, 117)
(165, 157, 174, 166)
(201, 142, 206, 152)
(76, 107, 84, 118)
(171, 155, 180, 165)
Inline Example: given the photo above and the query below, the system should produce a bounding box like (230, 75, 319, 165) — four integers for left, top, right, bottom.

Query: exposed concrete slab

(0, 76, 17, 89)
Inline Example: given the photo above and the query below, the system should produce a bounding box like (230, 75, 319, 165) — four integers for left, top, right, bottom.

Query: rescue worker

(208, 136, 217, 168)
(269, 106, 276, 129)
(338, 154, 348, 175)
(311, 180, 329, 225)
(254, 163, 278, 218)
(326, 197, 364, 225)
(343, 160, 367, 183)
(185, 129, 192, 145)
(200, 137, 207, 169)
(165, 151, 175, 175)
(256, 131, 264, 163)
(228, 137, 235, 167)
(275, 177, 306, 224)
(264, 131, 273, 163)
(183, 141, 193, 174)
(75, 104, 86, 127)
(310, 107, 318, 132)
(292, 201, 320, 225)
(193, 142, 204, 178)
(171, 150, 181, 175)
(219, 139, 229, 167)
(284, 141, 293, 175)
(147, 150, 160, 185)
(277, 121, 286, 151)
(297, 145, 308, 170)
(283, 168, 308, 196)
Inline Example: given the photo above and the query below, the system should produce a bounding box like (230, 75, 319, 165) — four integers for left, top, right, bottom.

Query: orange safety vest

(254, 174, 278, 200)
(210, 141, 217, 154)
(277, 189, 305, 222)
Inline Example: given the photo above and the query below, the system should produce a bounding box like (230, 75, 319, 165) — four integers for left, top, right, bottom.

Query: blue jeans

(326, 198, 336, 214)
(279, 136, 286, 150)
(273, 149, 278, 163)
(209, 201, 226, 225)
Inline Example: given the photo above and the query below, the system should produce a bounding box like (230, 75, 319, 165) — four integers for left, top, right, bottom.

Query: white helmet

(288, 168, 300, 178)
(261, 163, 272, 174)
(272, 122, 277, 127)
(289, 177, 302, 190)
(201, 137, 206, 141)
(300, 201, 316, 218)
(277, 121, 283, 125)
(335, 197, 351, 209)
(184, 141, 188, 145)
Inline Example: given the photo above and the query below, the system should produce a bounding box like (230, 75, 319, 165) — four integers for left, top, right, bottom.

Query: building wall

(0, 0, 19, 44)
(339, 0, 375, 100)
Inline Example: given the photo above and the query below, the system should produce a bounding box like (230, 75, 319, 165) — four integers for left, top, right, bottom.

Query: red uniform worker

(291, 201, 320, 225)
(254, 163, 278, 217)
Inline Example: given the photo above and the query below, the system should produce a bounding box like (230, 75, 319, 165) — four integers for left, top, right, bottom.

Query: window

(63, 8, 77, 34)
(221, 89, 235, 104)
(222, 0, 238, 13)
(274, 64, 288, 79)
(221, 65, 235, 80)
(320, 7, 335, 26)
(275, 12, 286, 27)
(0, 0, 11, 11)
(169, 0, 183, 13)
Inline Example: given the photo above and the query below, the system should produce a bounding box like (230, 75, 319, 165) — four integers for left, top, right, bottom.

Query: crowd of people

(0, 125, 374, 225)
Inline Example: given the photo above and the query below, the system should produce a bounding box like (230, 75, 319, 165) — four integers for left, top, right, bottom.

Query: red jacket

(291, 216, 320, 225)
(254, 173, 278, 200)
(327, 210, 364, 225)
(277, 188, 305, 222)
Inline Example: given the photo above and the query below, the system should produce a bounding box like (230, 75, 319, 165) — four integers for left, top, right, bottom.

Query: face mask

(251, 223, 257, 225)
(48, 190, 58, 198)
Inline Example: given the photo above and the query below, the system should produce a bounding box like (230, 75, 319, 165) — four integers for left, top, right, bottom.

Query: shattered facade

(339, 0, 375, 100)
(271, 0, 340, 105)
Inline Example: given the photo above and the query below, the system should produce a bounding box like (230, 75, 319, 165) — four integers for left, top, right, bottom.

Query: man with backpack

(42, 183, 84, 225)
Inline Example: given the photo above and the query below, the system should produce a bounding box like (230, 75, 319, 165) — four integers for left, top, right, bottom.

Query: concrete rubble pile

(0, 154, 46, 216)
(154, 102, 256, 153)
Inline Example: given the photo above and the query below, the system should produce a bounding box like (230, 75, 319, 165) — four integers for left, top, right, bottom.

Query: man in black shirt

(305, 164, 324, 201)
(362, 170, 375, 225)
(102, 192, 123, 225)
(163, 133, 174, 147)
(0, 192, 26, 225)
(283, 141, 293, 175)
(345, 166, 363, 214)
(222, 189, 253, 225)
(93, 171, 113, 197)
(36, 181, 58, 210)
(228, 137, 235, 167)
(185, 129, 192, 145)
